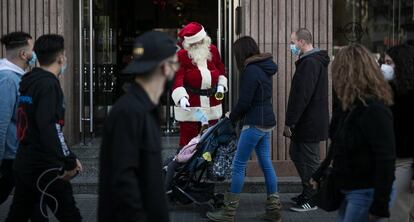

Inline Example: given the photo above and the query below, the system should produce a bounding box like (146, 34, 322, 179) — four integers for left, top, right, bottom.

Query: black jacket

(14, 68, 77, 173)
(313, 99, 396, 217)
(390, 86, 414, 178)
(285, 50, 330, 142)
(98, 83, 169, 222)
(229, 53, 277, 127)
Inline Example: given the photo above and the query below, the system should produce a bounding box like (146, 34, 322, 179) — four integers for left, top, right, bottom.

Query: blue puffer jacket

(229, 53, 277, 127)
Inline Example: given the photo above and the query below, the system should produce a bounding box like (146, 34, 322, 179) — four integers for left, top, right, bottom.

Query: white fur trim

(184, 27, 207, 44)
(172, 87, 189, 106)
(197, 60, 211, 107)
(218, 75, 228, 92)
(174, 104, 223, 122)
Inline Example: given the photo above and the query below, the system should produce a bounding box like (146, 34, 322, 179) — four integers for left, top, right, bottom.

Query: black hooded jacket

(285, 50, 330, 142)
(14, 68, 77, 174)
(229, 53, 278, 127)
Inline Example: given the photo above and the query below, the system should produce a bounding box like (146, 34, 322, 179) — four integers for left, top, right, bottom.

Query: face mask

(60, 63, 68, 76)
(290, 44, 301, 56)
(381, 64, 395, 80)
(28, 51, 37, 67)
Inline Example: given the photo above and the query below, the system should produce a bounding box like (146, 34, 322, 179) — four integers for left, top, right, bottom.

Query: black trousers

(289, 141, 321, 199)
(6, 170, 81, 222)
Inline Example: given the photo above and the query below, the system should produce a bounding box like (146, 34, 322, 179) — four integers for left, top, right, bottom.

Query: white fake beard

(184, 36, 212, 65)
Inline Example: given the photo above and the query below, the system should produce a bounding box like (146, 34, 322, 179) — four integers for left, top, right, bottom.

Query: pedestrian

(98, 31, 179, 222)
(384, 44, 414, 222)
(283, 28, 330, 212)
(0, 32, 36, 205)
(172, 22, 227, 147)
(311, 43, 395, 222)
(6, 34, 82, 221)
(206, 36, 281, 222)
(0, 31, 51, 221)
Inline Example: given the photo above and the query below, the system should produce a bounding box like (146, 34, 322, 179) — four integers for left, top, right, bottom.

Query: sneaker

(290, 201, 318, 212)
(290, 193, 305, 203)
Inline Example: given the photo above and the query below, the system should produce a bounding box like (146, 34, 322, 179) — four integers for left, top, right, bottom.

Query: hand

(283, 126, 292, 137)
(76, 159, 83, 172)
(410, 179, 414, 193)
(179, 97, 190, 111)
(59, 159, 82, 181)
(217, 85, 225, 93)
(225, 111, 231, 118)
(310, 178, 319, 190)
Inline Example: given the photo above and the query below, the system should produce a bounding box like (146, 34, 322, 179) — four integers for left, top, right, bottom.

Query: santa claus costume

(172, 22, 227, 147)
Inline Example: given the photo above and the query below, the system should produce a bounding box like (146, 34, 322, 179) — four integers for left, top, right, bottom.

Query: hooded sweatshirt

(0, 59, 25, 160)
(14, 67, 76, 173)
(285, 49, 331, 142)
(229, 53, 278, 127)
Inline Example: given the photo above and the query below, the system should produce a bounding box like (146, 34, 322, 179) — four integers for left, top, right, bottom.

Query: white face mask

(381, 64, 395, 80)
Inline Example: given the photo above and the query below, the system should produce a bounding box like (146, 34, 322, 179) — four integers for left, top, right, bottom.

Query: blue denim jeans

(338, 187, 396, 222)
(230, 126, 277, 194)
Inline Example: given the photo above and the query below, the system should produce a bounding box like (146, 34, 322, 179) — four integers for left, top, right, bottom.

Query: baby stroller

(164, 118, 237, 214)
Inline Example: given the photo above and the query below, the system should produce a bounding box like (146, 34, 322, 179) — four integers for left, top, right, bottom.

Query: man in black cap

(98, 31, 179, 222)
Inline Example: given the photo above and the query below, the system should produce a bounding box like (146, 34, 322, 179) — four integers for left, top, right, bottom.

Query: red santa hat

(180, 22, 207, 45)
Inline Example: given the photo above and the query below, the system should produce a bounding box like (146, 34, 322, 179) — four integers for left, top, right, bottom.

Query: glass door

(79, 0, 117, 143)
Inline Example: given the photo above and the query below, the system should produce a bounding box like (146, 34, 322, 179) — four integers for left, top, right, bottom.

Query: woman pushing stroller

(207, 36, 281, 222)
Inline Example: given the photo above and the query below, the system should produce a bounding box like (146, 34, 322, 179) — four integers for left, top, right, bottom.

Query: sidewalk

(0, 193, 337, 221)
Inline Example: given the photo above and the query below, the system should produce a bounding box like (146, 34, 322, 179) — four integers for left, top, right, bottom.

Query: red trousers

(179, 120, 218, 147)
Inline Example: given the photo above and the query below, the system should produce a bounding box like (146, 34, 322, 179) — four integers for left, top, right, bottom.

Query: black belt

(185, 85, 217, 96)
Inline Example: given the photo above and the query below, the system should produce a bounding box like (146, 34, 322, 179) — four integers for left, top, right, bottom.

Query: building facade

(3, 0, 411, 176)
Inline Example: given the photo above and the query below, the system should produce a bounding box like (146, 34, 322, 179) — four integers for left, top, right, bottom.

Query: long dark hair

(386, 44, 414, 94)
(233, 36, 260, 72)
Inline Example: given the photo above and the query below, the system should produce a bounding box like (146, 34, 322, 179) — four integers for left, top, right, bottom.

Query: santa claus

(172, 22, 227, 147)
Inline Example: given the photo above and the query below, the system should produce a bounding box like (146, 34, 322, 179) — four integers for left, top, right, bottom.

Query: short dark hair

(34, 34, 64, 66)
(233, 36, 260, 71)
(295, 28, 313, 44)
(0, 32, 32, 50)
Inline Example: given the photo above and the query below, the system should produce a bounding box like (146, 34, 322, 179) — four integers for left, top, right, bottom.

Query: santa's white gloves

(179, 97, 190, 111)
(217, 85, 225, 93)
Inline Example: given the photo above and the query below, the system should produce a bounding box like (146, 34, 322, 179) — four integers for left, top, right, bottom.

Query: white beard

(184, 36, 212, 65)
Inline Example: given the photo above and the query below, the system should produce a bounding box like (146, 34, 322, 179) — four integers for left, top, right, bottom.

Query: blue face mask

(290, 44, 301, 56)
(28, 51, 37, 67)
(60, 63, 67, 76)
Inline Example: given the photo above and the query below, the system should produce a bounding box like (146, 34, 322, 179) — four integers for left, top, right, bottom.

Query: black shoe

(290, 193, 305, 204)
(290, 200, 318, 212)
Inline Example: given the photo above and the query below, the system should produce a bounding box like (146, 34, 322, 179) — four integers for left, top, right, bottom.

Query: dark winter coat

(229, 53, 277, 127)
(285, 50, 330, 142)
(313, 99, 396, 217)
(98, 82, 169, 222)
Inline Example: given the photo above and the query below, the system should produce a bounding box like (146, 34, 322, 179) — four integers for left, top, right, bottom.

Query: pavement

(0, 193, 337, 222)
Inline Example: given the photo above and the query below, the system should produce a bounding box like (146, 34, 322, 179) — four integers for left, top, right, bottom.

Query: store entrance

(78, 0, 231, 143)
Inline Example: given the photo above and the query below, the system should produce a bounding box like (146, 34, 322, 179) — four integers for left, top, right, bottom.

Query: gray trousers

(289, 141, 321, 199)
